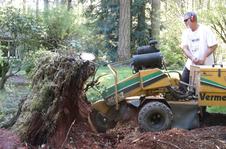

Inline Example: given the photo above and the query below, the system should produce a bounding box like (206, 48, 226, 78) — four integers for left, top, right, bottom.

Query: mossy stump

(11, 55, 95, 148)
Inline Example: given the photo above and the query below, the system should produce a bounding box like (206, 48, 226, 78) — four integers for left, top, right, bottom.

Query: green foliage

(131, 0, 150, 50)
(0, 6, 96, 56)
(22, 50, 57, 75)
(85, 0, 120, 62)
(42, 6, 77, 50)
(39, 5, 102, 57)
(86, 65, 132, 102)
(200, 3, 226, 44)
(160, 22, 185, 69)
(31, 83, 54, 112)
(0, 7, 44, 52)
(158, 2, 186, 70)
(85, 0, 152, 61)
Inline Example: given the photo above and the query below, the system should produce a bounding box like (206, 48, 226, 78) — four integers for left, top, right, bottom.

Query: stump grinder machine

(88, 40, 226, 133)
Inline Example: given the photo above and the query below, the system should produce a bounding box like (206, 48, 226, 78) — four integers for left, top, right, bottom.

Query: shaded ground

(0, 74, 30, 128)
(0, 129, 21, 149)
(7, 75, 30, 85)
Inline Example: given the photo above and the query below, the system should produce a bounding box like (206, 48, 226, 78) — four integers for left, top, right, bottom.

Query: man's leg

(179, 67, 190, 92)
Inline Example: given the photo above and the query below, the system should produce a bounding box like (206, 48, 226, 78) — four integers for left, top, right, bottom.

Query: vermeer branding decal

(200, 93, 226, 101)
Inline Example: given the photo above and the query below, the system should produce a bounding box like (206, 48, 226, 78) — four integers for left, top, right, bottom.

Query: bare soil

(0, 129, 21, 149)
(63, 112, 226, 149)
(2, 116, 226, 149)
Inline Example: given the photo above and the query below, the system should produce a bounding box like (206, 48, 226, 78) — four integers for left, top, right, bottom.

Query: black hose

(167, 86, 192, 99)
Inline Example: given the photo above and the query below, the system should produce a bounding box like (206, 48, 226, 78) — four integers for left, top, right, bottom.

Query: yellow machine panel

(139, 69, 171, 90)
(190, 65, 226, 106)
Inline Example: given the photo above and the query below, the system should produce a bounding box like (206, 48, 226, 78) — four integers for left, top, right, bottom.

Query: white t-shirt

(181, 24, 217, 70)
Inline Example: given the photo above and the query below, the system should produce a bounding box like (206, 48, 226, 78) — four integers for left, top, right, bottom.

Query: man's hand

(192, 57, 199, 64)
(192, 57, 206, 65)
(197, 58, 206, 65)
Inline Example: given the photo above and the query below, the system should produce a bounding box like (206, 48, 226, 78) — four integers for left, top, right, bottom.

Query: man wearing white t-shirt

(180, 11, 218, 92)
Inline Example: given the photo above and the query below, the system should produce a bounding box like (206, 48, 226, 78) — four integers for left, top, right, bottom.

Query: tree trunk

(118, 0, 131, 61)
(44, 0, 49, 11)
(36, 0, 39, 17)
(0, 61, 10, 90)
(60, 0, 66, 5)
(135, 1, 147, 46)
(0, 76, 7, 89)
(206, 0, 210, 9)
(150, 0, 160, 40)
(68, 0, 72, 10)
(55, 0, 59, 6)
(192, 0, 195, 10)
(22, 0, 26, 13)
(10, 55, 95, 148)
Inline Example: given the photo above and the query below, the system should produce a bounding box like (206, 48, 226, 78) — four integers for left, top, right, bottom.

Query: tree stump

(11, 55, 95, 148)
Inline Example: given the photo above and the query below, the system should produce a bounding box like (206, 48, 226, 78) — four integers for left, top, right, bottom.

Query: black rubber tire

(138, 101, 173, 132)
(90, 110, 116, 133)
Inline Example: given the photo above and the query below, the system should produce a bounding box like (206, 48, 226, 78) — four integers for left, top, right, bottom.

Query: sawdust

(65, 112, 226, 149)
(2, 103, 226, 149)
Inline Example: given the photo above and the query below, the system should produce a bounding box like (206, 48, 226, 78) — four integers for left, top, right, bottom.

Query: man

(180, 11, 218, 92)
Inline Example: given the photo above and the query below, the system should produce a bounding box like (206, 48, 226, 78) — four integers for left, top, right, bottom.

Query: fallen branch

(156, 139, 182, 149)
(132, 137, 182, 149)
(60, 119, 76, 149)
(1, 97, 26, 129)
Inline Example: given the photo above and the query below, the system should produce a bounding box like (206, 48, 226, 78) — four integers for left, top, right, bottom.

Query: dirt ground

(2, 110, 226, 149)
(0, 129, 21, 149)
(63, 113, 226, 149)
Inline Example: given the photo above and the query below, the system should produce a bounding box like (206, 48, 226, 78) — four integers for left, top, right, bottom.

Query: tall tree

(68, 0, 72, 10)
(60, 0, 66, 5)
(36, 0, 39, 16)
(118, 0, 131, 61)
(55, 0, 60, 6)
(150, 0, 160, 39)
(22, 0, 26, 13)
(134, 0, 148, 46)
(44, 0, 49, 11)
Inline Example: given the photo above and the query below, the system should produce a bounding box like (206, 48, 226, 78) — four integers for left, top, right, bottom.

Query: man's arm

(197, 44, 218, 64)
(182, 45, 198, 63)
(205, 44, 218, 57)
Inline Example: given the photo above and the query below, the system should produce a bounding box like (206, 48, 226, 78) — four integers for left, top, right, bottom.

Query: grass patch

(207, 106, 226, 114)
(86, 65, 132, 102)
(0, 76, 30, 125)
(0, 89, 7, 102)
(97, 65, 132, 85)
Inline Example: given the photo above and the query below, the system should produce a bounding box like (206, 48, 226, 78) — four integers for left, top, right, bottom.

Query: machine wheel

(89, 109, 116, 133)
(138, 101, 173, 132)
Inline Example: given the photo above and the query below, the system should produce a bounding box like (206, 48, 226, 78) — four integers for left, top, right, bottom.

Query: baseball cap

(183, 11, 197, 21)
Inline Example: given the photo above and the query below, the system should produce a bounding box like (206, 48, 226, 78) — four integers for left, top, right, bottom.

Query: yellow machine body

(93, 65, 226, 113)
(190, 65, 226, 106)
(90, 64, 226, 132)
(92, 66, 181, 114)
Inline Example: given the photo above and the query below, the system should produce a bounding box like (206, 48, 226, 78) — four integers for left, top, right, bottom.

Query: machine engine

(131, 39, 163, 72)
